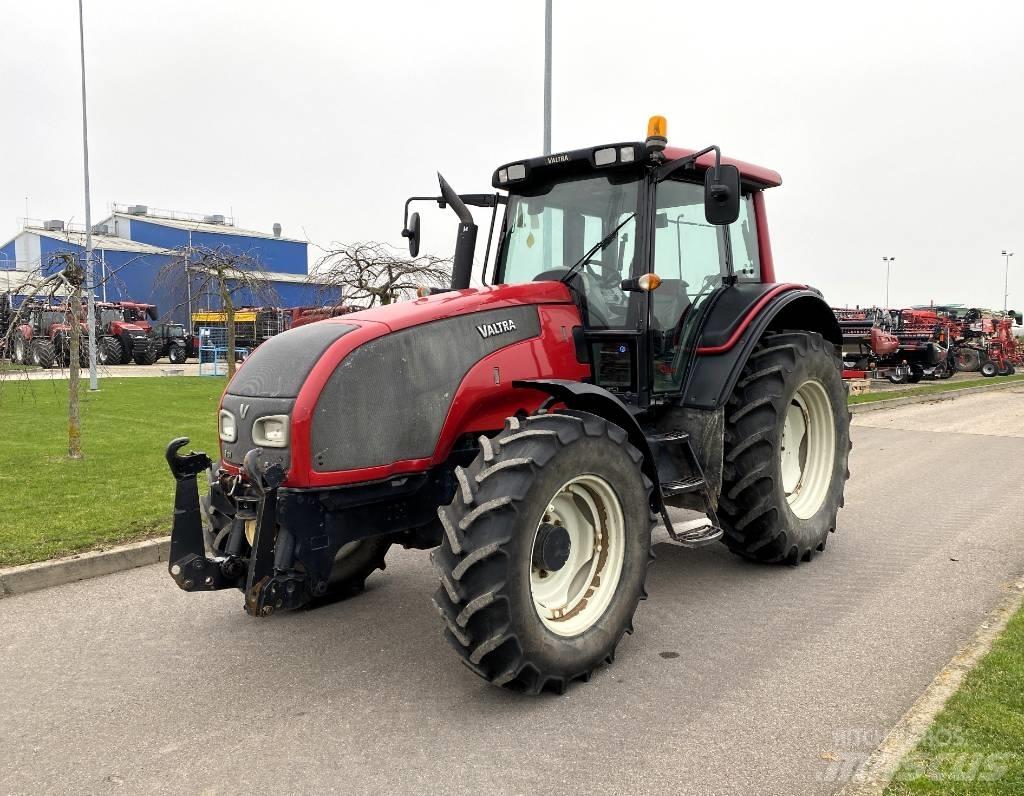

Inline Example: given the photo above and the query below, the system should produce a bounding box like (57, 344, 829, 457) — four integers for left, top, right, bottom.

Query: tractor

(166, 118, 851, 693)
(149, 322, 194, 364)
(7, 300, 89, 369)
(94, 302, 158, 365)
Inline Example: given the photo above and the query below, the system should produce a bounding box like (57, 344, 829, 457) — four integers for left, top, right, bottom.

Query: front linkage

(166, 438, 310, 618)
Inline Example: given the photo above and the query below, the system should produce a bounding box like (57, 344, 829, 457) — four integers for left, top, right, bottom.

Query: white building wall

(14, 231, 41, 271)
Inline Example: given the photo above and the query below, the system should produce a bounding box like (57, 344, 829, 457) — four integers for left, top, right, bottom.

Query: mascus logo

(546, 153, 569, 164)
(476, 319, 517, 339)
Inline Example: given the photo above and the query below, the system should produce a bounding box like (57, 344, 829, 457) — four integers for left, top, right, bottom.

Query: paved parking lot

(2, 388, 1023, 795)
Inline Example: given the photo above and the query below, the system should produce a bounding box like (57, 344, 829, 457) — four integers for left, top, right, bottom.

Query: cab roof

(493, 142, 782, 191)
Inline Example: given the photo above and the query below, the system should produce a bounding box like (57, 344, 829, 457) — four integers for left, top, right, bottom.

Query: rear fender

(681, 288, 842, 410)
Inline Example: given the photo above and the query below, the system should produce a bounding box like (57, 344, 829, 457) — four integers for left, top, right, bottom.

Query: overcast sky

(2, 0, 1022, 310)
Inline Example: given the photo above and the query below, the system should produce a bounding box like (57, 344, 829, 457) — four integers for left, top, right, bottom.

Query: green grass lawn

(850, 374, 1024, 405)
(0, 377, 223, 566)
(885, 603, 1024, 795)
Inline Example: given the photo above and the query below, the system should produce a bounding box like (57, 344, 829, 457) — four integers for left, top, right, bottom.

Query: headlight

(252, 415, 289, 448)
(218, 409, 236, 442)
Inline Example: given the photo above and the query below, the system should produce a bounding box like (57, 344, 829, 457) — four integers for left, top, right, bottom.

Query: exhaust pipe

(438, 173, 477, 290)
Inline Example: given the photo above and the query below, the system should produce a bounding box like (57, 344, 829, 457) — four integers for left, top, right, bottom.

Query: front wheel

(98, 336, 122, 366)
(432, 411, 653, 693)
(12, 334, 27, 365)
(719, 331, 851, 564)
(32, 339, 56, 369)
(133, 341, 158, 365)
(168, 343, 187, 364)
(981, 361, 998, 377)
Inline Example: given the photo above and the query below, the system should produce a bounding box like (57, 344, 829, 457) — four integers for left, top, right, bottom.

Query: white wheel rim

(780, 379, 836, 520)
(530, 474, 625, 638)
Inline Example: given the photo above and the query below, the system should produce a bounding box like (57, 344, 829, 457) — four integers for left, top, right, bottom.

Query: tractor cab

(405, 117, 782, 410)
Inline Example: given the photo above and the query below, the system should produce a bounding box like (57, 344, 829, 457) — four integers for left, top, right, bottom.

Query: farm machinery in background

(3, 296, 90, 369)
(834, 306, 954, 383)
(190, 304, 355, 350)
(929, 306, 1022, 377)
(94, 302, 160, 366)
(835, 305, 1022, 382)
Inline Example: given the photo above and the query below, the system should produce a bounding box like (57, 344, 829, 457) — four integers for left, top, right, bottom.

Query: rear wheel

(955, 347, 982, 372)
(719, 331, 850, 564)
(431, 411, 653, 693)
(32, 339, 56, 369)
(981, 361, 998, 377)
(98, 336, 122, 366)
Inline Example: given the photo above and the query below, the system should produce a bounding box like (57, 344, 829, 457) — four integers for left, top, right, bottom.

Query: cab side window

(730, 195, 760, 281)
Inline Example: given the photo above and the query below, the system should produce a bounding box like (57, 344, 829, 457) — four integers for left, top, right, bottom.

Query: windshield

(497, 174, 640, 328)
(99, 308, 124, 325)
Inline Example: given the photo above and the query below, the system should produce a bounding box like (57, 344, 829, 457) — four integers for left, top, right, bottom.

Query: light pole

(543, 0, 552, 155)
(1002, 250, 1014, 313)
(78, 0, 99, 390)
(883, 256, 895, 308)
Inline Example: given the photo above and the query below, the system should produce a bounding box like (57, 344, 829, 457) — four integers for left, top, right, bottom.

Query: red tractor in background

(8, 299, 90, 368)
(94, 302, 158, 365)
(166, 118, 851, 693)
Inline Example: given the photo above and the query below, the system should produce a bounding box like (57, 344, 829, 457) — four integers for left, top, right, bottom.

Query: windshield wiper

(560, 212, 636, 284)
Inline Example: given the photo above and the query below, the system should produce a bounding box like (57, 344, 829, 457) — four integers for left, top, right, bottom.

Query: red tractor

(94, 302, 158, 365)
(166, 119, 851, 693)
(8, 300, 90, 369)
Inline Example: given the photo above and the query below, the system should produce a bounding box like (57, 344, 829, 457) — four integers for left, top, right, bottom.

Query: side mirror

(402, 212, 421, 257)
(704, 164, 741, 225)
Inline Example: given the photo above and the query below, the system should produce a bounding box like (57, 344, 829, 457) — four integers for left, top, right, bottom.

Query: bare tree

(157, 244, 278, 378)
(314, 242, 451, 307)
(0, 251, 87, 458)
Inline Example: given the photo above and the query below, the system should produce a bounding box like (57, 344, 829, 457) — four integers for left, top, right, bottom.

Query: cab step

(644, 428, 724, 548)
(666, 518, 724, 548)
(661, 476, 706, 497)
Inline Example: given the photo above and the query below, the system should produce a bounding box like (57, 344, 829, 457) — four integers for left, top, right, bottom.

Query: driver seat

(650, 278, 690, 332)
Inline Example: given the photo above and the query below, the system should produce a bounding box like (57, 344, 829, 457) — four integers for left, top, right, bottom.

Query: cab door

(648, 179, 761, 395)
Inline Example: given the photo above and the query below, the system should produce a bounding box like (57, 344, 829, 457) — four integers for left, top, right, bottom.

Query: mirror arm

(402, 193, 505, 235)
(655, 145, 722, 183)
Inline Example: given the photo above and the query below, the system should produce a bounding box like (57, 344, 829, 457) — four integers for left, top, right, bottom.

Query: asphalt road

(2, 388, 1023, 795)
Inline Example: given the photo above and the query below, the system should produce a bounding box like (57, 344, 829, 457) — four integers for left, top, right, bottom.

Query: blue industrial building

(0, 204, 338, 324)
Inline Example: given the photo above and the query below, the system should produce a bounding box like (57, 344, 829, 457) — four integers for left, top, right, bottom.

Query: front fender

(511, 378, 659, 496)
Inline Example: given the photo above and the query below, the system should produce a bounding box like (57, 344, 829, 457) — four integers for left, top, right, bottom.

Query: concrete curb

(836, 576, 1024, 795)
(849, 379, 1023, 414)
(0, 536, 170, 599)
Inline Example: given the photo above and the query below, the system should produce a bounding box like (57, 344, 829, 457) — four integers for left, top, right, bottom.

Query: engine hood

(112, 321, 147, 335)
(340, 281, 573, 332)
(219, 282, 580, 486)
